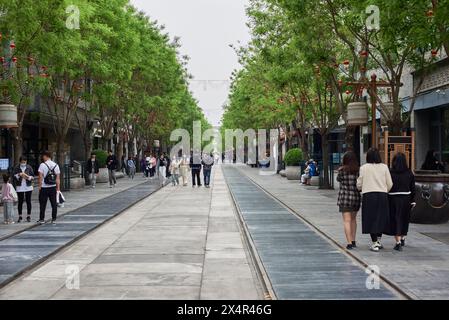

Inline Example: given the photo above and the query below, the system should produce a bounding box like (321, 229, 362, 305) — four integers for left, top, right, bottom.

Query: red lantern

(345, 90, 351, 95)
(0, 57, 4, 63)
(359, 51, 368, 57)
(426, 10, 434, 17)
(431, 49, 438, 57)
(10, 43, 16, 49)
(343, 60, 350, 65)
(12, 57, 17, 63)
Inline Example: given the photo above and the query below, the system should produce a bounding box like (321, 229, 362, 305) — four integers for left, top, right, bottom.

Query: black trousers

(39, 187, 58, 221)
(192, 169, 201, 186)
(18, 191, 32, 216)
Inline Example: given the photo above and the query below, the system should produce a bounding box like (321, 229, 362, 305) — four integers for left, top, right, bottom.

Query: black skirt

(386, 195, 412, 236)
(362, 192, 390, 235)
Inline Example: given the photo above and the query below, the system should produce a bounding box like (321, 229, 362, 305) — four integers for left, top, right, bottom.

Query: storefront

(408, 57, 449, 172)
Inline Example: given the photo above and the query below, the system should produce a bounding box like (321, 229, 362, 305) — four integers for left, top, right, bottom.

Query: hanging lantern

(9, 43, 16, 50)
(431, 49, 438, 57)
(426, 10, 434, 17)
(359, 51, 368, 57)
(0, 104, 18, 128)
(12, 57, 17, 63)
(347, 102, 369, 126)
(345, 90, 351, 95)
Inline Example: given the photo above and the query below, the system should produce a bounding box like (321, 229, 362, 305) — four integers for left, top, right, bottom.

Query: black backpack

(44, 163, 58, 185)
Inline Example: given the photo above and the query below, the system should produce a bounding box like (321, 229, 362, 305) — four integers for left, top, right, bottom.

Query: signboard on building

(0, 158, 10, 171)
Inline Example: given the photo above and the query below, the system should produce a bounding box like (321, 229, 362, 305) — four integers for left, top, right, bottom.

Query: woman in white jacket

(357, 148, 393, 252)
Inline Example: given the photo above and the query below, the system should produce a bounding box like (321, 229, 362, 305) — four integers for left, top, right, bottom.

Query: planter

(286, 166, 301, 180)
(411, 171, 449, 224)
(97, 168, 109, 183)
(0, 104, 18, 128)
(347, 102, 368, 126)
(280, 170, 287, 178)
(70, 177, 85, 190)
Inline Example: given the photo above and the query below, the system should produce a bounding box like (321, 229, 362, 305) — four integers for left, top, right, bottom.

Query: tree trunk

(12, 128, 23, 165)
(320, 133, 332, 190)
(345, 126, 356, 152)
(117, 134, 124, 170)
(56, 135, 66, 189)
(83, 134, 93, 162)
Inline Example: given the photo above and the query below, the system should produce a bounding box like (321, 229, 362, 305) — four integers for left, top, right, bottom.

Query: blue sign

(0, 158, 9, 171)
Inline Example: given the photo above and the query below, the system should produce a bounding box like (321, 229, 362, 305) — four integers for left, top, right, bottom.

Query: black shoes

(346, 244, 354, 250)
(401, 239, 406, 247)
(394, 243, 403, 251)
(17, 216, 23, 223)
(26, 216, 31, 223)
(352, 241, 357, 248)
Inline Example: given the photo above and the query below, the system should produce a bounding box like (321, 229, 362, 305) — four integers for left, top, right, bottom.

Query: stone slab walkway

(239, 165, 449, 300)
(0, 178, 162, 288)
(0, 174, 153, 240)
(0, 167, 262, 300)
(222, 166, 398, 300)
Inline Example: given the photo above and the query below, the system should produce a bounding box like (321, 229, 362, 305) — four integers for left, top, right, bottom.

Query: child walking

(169, 156, 180, 186)
(2, 174, 17, 224)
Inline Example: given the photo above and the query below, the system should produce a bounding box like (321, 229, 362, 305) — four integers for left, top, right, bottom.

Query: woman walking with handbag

(357, 148, 393, 252)
(337, 152, 361, 250)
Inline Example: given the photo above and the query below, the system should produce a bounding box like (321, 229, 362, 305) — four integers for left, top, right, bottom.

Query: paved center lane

(0, 167, 261, 300)
(222, 166, 399, 300)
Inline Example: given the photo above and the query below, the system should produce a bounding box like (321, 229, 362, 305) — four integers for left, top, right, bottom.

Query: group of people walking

(2, 151, 61, 225)
(337, 148, 416, 252)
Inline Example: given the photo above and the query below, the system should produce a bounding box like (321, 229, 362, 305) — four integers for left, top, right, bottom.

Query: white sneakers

(370, 241, 384, 252)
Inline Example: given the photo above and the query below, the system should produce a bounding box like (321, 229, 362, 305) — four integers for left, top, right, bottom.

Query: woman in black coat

(388, 153, 416, 251)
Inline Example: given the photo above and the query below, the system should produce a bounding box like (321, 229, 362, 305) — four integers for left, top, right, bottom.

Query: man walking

(190, 151, 202, 188)
(106, 150, 118, 188)
(86, 153, 100, 189)
(202, 153, 214, 188)
(37, 151, 60, 225)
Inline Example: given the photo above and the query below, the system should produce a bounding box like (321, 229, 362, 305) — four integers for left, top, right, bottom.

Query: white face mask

(20, 164, 27, 169)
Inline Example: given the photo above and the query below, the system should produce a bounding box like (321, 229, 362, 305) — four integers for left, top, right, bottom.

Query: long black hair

(391, 152, 409, 173)
(366, 148, 382, 164)
(340, 151, 359, 174)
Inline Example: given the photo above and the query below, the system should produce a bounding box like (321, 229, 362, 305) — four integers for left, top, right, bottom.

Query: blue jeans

(203, 169, 212, 186)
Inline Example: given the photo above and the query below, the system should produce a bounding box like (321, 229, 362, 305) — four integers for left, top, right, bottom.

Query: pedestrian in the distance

(158, 154, 167, 183)
(190, 151, 202, 188)
(106, 150, 118, 188)
(202, 153, 214, 188)
(86, 153, 100, 189)
(2, 174, 17, 224)
(357, 148, 393, 252)
(13, 156, 34, 223)
(387, 153, 416, 251)
(169, 156, 180, 186)
(337, 151, 361, 250)
(180, 154, 190, 186)
(37, 151, 60, 225)
(127, 155, 136, 180)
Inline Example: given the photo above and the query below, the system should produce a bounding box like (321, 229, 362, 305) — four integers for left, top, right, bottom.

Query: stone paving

(0, 173, 152, 240)
(0, 178, 163, 288)
(0, 167, 261, 300)
(222, 166, 399, 300)
(239, 165, 449, 300)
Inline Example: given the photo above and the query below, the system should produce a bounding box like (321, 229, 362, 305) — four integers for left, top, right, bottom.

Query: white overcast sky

(130, 0, 251, 127)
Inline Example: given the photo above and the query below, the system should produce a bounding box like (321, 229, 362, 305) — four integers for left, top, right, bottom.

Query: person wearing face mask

(13, 157, 35, 223)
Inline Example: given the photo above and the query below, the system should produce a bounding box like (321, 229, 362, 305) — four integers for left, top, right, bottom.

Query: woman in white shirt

(357, 148, 393, 252)
(13, 157, 35, 223)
